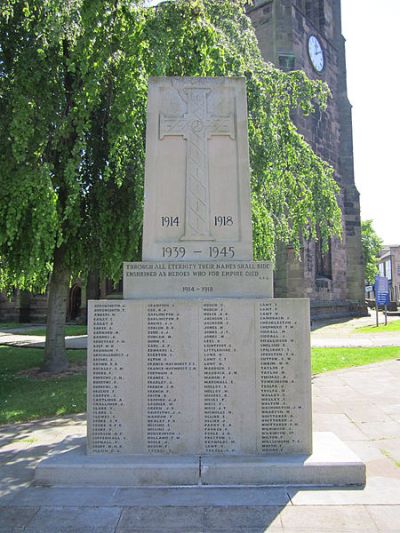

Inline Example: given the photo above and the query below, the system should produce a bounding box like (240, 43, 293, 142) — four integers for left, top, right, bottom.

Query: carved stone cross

(160, 87, 235, 241)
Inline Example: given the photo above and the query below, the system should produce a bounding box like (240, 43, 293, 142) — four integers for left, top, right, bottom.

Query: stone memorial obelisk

(36, 77, 365, 487)
(88, 77, 312, 459)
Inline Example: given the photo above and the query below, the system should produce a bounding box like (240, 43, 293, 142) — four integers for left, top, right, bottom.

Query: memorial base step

(35, 432, 365, 487)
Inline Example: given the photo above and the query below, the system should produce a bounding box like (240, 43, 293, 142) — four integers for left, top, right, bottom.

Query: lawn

(312, 346, 400, 374)
(0, 322, 24, 330)
(1, 345, 400, 425)
(354, 320, 400, 334)
(0, 346, 87, 425)
(1, 324, 87, 336)
(21, 325, 87, 336)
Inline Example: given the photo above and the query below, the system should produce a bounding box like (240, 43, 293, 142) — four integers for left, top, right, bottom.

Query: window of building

(278, 53, 296, 71)
(386, 259, 392, 280)
(296, 0, 325, 32)
(316, 237, 332, 279)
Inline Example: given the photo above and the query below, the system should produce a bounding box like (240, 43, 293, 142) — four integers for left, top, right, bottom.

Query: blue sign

(375, 276, 390, 306)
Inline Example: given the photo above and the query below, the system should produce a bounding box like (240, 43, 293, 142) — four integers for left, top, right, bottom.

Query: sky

(145, 0, 399, 244)
(341, 0, 400, 245)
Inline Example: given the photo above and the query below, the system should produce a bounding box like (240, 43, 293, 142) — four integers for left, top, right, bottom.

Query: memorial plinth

(35, 77, 365, 487)
(88, 298, 311, 456)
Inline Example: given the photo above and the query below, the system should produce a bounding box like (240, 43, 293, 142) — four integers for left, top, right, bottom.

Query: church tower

(247, 0, 366, 318)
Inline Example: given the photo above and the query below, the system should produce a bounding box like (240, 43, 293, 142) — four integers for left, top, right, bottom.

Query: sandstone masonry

(247, 0, 366, 318)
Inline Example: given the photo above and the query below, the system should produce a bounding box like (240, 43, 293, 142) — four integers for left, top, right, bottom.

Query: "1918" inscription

(214, 216, 233, 226)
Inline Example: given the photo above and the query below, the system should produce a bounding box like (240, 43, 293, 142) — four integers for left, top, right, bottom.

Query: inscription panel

(255, 299, 312, 454)
(144, 302, 200, 454)
(87, 299, 311, 455)
(200, 302, 257, 454)
(87, 301, 143, 454)
(142, 77, 253, 261)
(123, 261, 273, 299)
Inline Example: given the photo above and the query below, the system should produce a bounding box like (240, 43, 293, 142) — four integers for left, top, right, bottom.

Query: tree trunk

(41, 246, 70, 373)
(86, 270, 100, 301)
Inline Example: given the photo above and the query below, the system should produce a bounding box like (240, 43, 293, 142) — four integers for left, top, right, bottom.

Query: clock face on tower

(308, 35, 324, 73)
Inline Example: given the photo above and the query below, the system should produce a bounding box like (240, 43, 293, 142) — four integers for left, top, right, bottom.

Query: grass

(354, 320, 400, 334)
(312, 346, 400, 374)
(1, 345, 400, 425)
(381, 449, 400, 468)
(4, 325, 87, 336)
(0, 346, 87, 425)
(22, 325, 87, 336)
(0, 322, 23, 330)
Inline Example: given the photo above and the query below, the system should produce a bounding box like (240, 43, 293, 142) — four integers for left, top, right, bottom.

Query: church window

(297, 0, 325, 32)
(278, 54, 296, 71)
(316, 235, 332, 279)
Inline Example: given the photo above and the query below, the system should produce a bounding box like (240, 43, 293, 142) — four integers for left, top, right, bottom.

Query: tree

(0, 0, 342, 372)
(361, 220, 383, 285)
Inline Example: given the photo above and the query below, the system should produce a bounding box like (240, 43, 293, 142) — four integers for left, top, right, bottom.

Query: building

(247, 0, 366, 318)
(378, 245, 400, 304)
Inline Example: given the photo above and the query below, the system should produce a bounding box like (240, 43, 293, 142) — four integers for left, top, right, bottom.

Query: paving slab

(112, 486, 289, 506)
(312, 413, 369, 441)
(343, 440, 388, 463)
(366, 504, 400, 531)
(377, 438, 400, 463)
(24, 506, 122, 533)
(0, 506, 39, 530)
(366, 457, 400, 479)
(355, 420, 400, 440)
(289, 477, 400, 505)
(5, 486, 118, 507)
(117, 505, 284, 532)
(0, 333, 87, 349)
(279, 504, 378, 531)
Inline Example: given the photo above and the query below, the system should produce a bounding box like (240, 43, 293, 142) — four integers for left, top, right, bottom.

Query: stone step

(35, 432, 365, 488)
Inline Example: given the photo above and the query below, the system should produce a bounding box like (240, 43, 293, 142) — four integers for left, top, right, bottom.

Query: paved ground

(311, 313, 400, 348)
(0, 328, 86, 350)
(1, 359, 400, 532)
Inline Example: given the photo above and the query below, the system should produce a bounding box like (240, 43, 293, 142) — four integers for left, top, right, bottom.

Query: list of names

(88, 299, 311, 455)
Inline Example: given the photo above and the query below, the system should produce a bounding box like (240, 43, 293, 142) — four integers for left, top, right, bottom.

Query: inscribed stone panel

(87, 299, 311, 455)
(123, 261, 273, 299)
(142, 77, 253, 261)
(87, 301, 143, 454)
(255, 299, 312, 454)
(144, 302, 200, 454)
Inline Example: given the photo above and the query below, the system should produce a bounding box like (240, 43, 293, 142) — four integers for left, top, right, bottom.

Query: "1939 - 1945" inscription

(162, 246, 236, 259)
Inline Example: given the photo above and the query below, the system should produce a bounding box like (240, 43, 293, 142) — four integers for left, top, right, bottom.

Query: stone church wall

(248, 0, 366, 317)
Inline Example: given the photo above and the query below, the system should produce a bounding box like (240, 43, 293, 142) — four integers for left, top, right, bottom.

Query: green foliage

(0, 346, 86, 424)
(0, 0, 342, 293)
(312, 346, 400, 375)
(361, 220, 383, 285)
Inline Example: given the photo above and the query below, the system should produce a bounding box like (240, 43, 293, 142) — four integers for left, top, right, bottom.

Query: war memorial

(36, 77, 365, 486)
